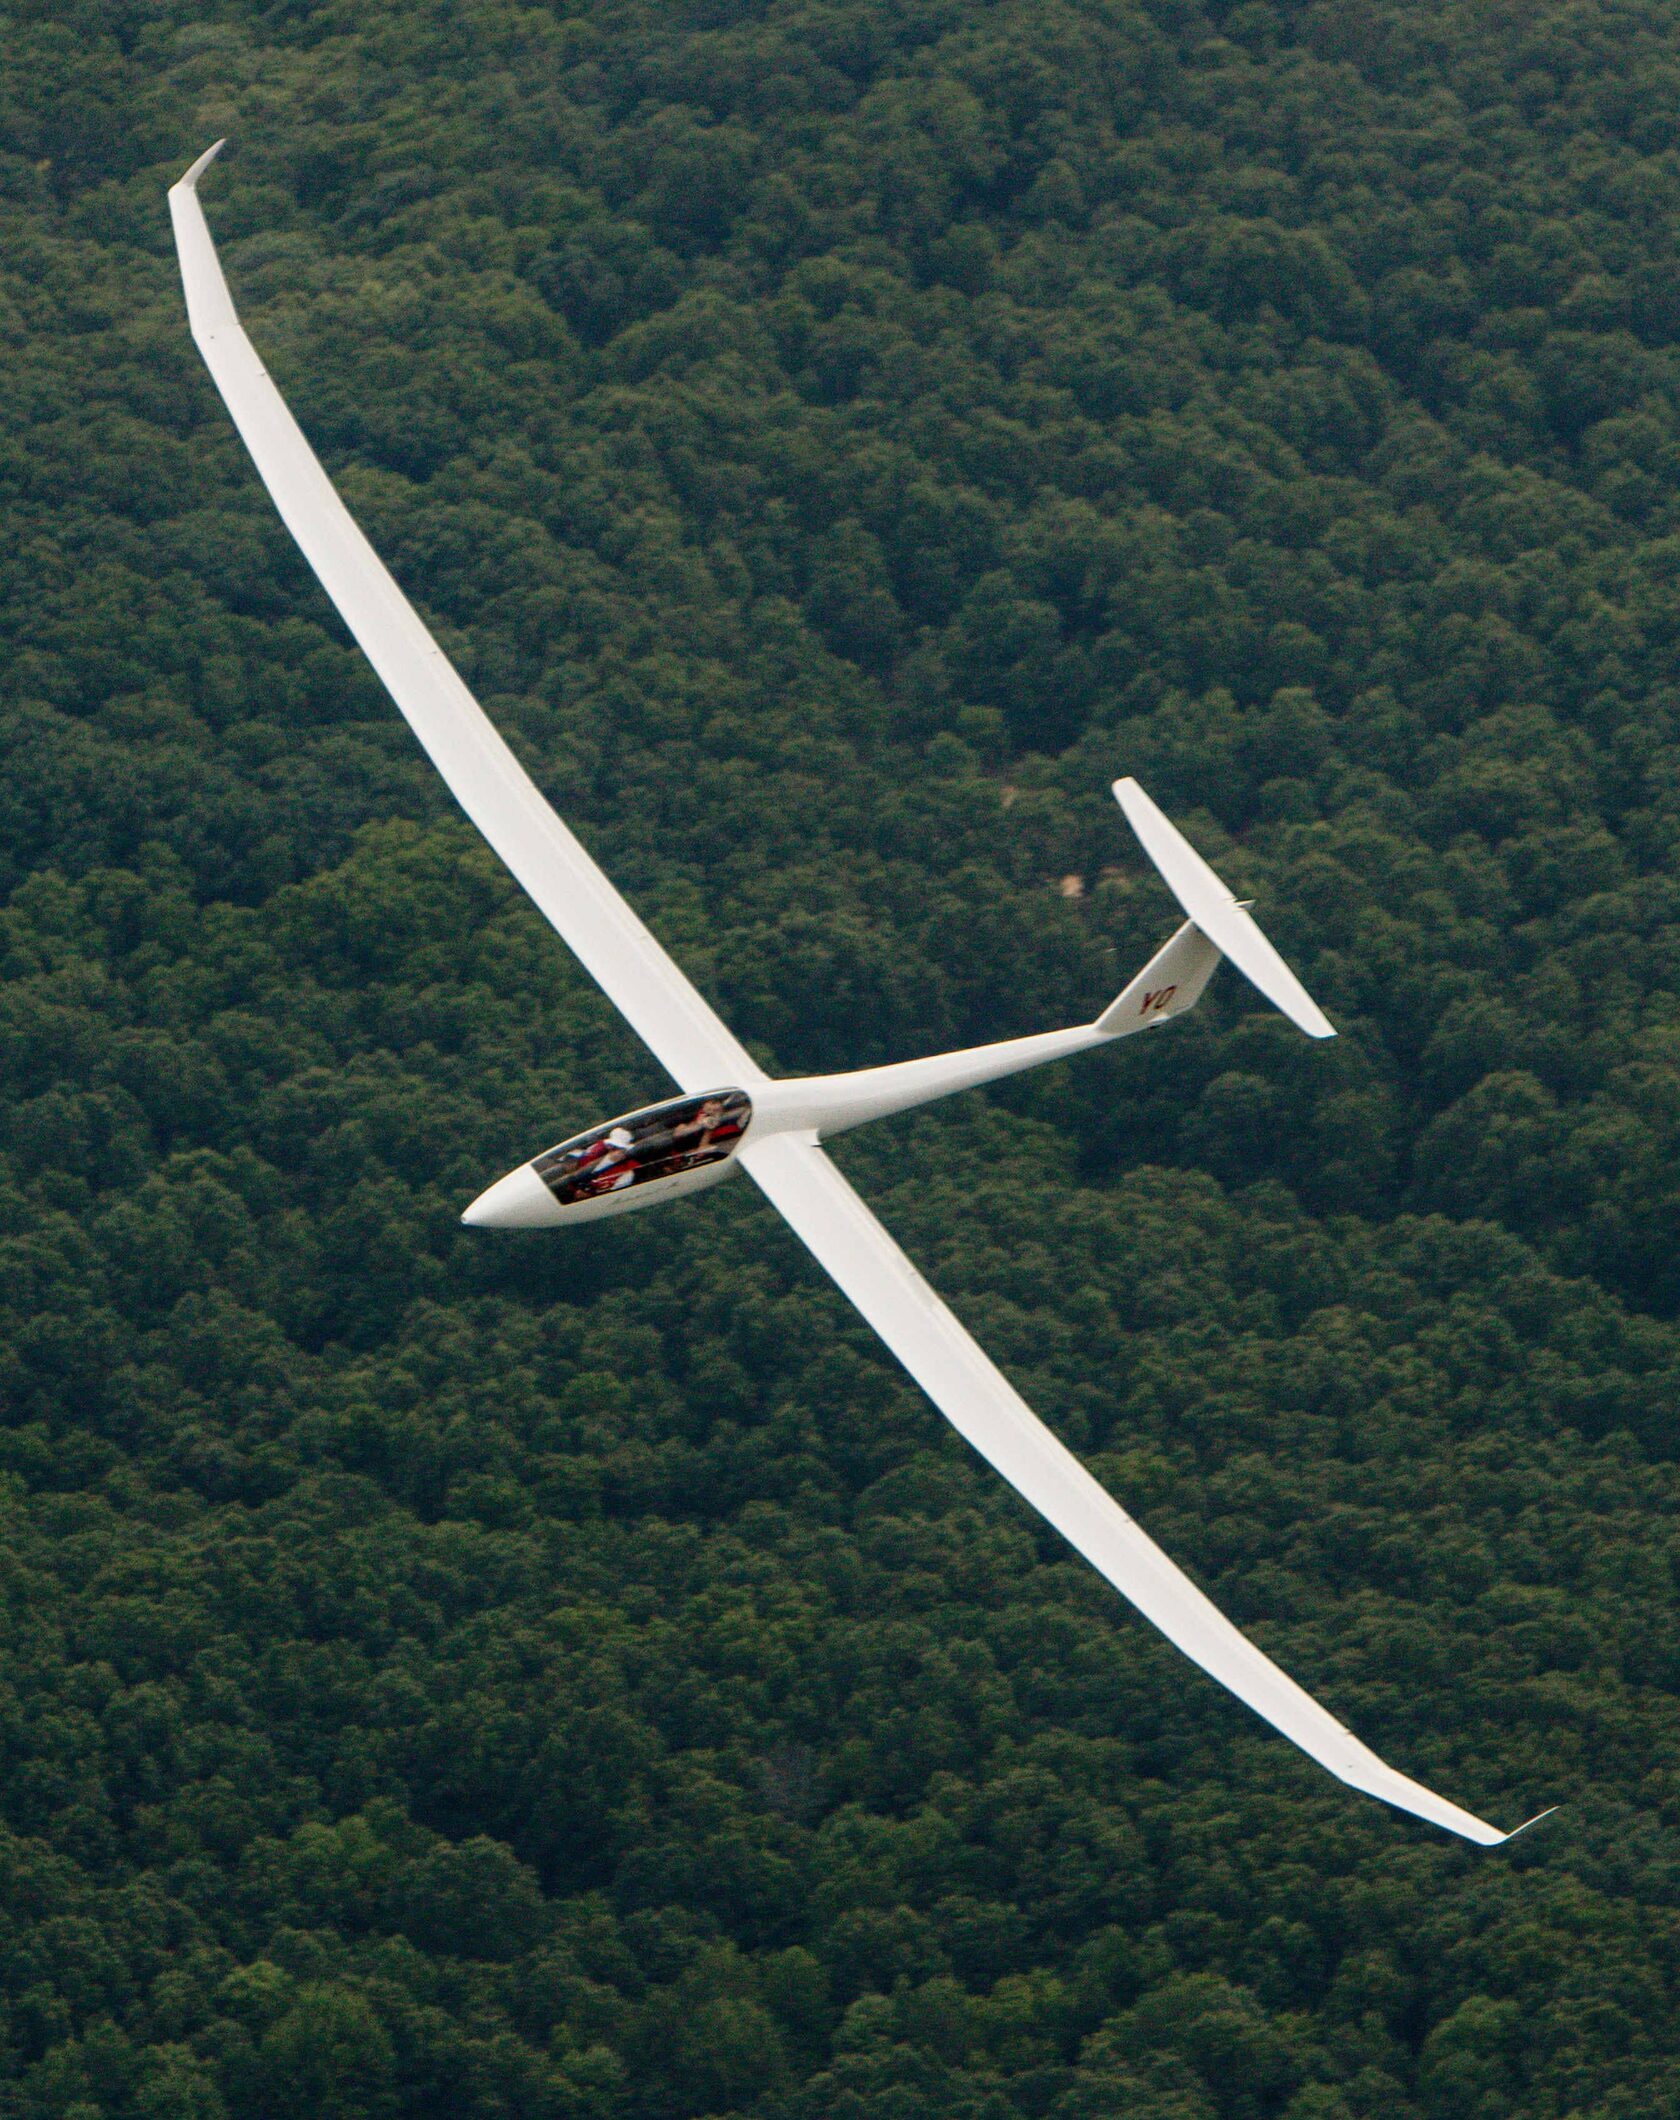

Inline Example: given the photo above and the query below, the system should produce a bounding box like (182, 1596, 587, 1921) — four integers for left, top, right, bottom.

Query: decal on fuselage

(533, 1089, 752, 1208)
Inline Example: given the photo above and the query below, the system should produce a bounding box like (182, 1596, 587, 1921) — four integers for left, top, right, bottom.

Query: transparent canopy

(532, 1089, 752, 1208)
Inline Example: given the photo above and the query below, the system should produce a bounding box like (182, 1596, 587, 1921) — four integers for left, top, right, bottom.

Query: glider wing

(167, 144, 763, 1095)
(739, 1127, 1518, 1846)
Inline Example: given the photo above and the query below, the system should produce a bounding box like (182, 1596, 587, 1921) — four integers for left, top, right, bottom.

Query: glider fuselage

(462, 956, 1218, 1230)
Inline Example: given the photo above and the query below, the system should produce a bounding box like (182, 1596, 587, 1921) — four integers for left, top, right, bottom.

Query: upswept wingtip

(173, 139, 227, 196)
(1500, 1805, 1559, 1844)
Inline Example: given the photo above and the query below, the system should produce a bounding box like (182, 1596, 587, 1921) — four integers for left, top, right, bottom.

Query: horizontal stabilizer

(1114, 779, 1335, 1040)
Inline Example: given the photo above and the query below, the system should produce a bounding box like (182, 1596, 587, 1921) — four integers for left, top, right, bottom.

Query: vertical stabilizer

(1094, 919, 1221, 1035)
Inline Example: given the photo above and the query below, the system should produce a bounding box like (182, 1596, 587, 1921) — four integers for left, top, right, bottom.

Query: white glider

(169, 144, 1540, 1846)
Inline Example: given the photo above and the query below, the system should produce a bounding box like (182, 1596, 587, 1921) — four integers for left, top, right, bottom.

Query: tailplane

(1113, 779, 1335, 1040)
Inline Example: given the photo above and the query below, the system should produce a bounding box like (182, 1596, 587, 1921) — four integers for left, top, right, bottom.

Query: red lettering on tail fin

(1139, 984, 1178, 1015)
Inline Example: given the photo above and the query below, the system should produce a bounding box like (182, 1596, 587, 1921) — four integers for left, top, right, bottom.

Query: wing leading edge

(741, 1130, 1520, 1846)
(167, 143, 762, 1096)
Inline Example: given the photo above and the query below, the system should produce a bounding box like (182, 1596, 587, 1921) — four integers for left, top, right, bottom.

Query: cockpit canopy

(461, 1088, 754, 1229)
(533, 1088, 752, 1210)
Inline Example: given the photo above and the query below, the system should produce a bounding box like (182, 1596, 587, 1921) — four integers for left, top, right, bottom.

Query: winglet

(172, 139, 226, 195)
(1499, 1806, 1559, 1844)
(167, 142, 239, 341)
(1114, 778, 1336, 1040)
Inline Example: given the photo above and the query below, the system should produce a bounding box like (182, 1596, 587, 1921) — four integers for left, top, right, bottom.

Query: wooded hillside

(2, 0, 1679, 2113)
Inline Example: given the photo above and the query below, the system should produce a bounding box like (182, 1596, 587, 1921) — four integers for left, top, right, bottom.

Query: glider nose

(461, 1163, 559, 1229)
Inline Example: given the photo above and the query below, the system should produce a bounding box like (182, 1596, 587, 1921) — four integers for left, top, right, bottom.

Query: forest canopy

(3, 0, 1680, 2114)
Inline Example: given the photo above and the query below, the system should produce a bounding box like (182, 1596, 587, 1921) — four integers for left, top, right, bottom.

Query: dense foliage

(4, 0, 1680, 2112)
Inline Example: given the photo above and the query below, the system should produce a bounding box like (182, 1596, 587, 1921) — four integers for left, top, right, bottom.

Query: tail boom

(751, 780, 1330, 1141)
